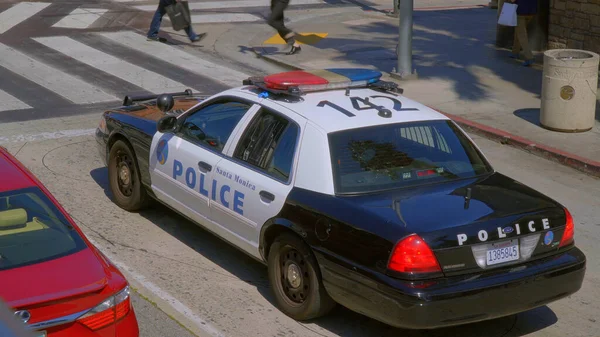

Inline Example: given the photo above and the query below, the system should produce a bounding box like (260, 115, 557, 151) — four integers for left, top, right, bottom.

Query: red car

(0, 146, 139, 337)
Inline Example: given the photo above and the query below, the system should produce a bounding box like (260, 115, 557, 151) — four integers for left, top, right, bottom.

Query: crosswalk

(120, 0, 336, 24)
(0, 0, 346, 120)
(0, 30, 250, 113)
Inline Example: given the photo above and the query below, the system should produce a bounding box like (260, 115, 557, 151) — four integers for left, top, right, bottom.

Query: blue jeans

(147, 0, 197, 40)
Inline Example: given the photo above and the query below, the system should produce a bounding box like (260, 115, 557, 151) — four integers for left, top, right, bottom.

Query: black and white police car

(96, 68, 586, 329)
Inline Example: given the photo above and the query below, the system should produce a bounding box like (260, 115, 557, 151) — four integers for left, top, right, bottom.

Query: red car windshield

(0, 187, 87, 271)
(328, 120, 494, 194)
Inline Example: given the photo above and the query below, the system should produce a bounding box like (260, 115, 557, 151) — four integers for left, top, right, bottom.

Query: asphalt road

(0, 113, 598, 337)
(2, 0, 598, 336)
(132, 291, 197, 337)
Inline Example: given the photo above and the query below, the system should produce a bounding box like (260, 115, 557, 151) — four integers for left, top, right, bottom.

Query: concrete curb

(252, 46, 303, 70)
(252, 46, 600, 179)
(433, 109, 600, 178)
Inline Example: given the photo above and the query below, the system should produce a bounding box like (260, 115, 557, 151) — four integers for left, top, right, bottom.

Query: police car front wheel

(108, 140, 149, 212)
(268, 233, 336, 321)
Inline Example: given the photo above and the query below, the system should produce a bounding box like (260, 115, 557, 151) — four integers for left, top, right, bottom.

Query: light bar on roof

(262, 68, 383, 93)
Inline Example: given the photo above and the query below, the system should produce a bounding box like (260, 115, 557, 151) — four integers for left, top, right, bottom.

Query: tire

(267, 233, 336, 321)
(108, 140, 149, 212)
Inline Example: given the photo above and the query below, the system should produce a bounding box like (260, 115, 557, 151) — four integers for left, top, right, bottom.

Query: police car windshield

(328, 120, 493, 194)
(0, 187, 87, 271)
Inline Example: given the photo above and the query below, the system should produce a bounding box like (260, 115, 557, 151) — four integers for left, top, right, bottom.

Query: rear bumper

(317, 246, 586, 329)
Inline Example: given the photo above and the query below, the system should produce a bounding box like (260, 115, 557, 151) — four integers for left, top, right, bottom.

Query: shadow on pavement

(89, 167, 560, 337)
(308, 7, 544, 102)
(514, 108, 541, 127)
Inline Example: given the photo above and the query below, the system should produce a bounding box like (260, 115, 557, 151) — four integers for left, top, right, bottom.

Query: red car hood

(0, 247, 108, 308)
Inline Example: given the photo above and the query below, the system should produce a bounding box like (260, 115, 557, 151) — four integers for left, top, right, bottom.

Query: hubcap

(115, 151, 134, 197)
(119, 165, 130, 185)
(286, 263, 302, 289)
(279, 248, 309, 304)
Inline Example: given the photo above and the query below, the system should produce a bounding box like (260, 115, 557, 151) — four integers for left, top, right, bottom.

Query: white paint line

(0, 2, 51, 34)
(33, 36, 193, 94)
(52, 8, 108, 29)
(86, 237, 225, 337)
(0, 128, 96, 144)
(0, 89, 31, 112)
(98, 31, 249, 88)
(135, 0, 323, 11)
(157, 13, 263, 23)
(0, 42, 118, 104)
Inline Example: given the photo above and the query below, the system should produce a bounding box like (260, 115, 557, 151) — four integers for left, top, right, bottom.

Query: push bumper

(317, 246, 586, 329)
(95, 128, 108, 166)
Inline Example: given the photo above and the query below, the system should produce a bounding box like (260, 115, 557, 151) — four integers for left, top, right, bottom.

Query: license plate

(486, 240, 519, 266)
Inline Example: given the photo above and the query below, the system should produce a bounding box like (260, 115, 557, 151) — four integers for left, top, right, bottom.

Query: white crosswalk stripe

(98, 31, 250, 87)
(0, 0, 337, 117)
(134, 0, 324, 11)
(33, 36, 195, 94)
(0, 2, 51, 34)
(52, 8, 109, 29)
(0, 89, 31, 112)
(0, 42, 118, 104)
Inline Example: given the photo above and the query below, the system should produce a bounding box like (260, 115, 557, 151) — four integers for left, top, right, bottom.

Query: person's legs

(515, 15, 534, 65)
(147, 0, 169, 40)
(268, 0, 300, 54)
(510, 22, 521, 58)
(268, 0, 293, 40)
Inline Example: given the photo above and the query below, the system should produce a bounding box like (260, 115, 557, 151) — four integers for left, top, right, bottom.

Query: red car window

(0, 187, 87, 271)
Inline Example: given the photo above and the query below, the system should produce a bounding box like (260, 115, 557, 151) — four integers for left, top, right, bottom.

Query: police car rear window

(328, 120, 493, 194)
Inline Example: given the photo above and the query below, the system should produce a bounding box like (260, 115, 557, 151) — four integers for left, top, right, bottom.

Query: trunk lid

(0, 248, 110, 325)
(349, 172, 568, 276)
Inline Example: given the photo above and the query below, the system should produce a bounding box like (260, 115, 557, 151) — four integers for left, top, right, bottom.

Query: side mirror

(156, 94, 175, 112)
(157, 115, 178, 133)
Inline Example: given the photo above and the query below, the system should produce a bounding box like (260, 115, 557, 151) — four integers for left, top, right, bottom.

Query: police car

(95, 68, 586, 329)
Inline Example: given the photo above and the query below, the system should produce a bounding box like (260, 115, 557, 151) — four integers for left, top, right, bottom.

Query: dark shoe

(191, 33, 206, 43)
(509, 53, 518, 59)
(523, 59, 534, 67)
(147, 36, 167, 42)
(287, 45, 301, 55)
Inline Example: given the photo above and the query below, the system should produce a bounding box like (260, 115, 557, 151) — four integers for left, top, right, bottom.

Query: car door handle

(198, 161, 212, 172)
(260, 190, 275, 202)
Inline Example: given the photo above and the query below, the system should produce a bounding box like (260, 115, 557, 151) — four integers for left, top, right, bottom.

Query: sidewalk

(249, 4, 600, 178)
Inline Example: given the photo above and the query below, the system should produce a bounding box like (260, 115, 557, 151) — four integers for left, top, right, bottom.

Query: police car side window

(233, 109, 299, 182)
(178, 101, 251, 153)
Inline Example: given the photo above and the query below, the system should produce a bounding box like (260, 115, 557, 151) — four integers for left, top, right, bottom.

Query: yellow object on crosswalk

(263, 32, 328, 45)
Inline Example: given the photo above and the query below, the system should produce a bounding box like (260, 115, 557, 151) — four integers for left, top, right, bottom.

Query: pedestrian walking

(508, 0, 537, 66)
(147, 0, 205, 43)
(268, 0, 301, 55)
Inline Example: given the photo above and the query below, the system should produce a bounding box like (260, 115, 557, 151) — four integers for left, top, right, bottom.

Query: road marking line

(0, 2, 51, 34)
(0, 89, 31, 112)
(33, 36, 194, 94)
(52, 8, 108, 29)
(264, 32, 328, 45)
(86, 237, 225, 337)
(0, 42, 118, 104)
(0, 128, 96, 144)
(187, 13, 263, 23)
(97, 31, 249, 88)
(135, 0, 323, 11)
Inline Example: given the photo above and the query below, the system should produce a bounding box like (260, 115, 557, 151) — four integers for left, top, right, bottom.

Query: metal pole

(396, 0, 416, 79)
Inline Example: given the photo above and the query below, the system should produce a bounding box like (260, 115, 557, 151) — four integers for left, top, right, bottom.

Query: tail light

(388, 234, 442, 275)
(78, 285, 132, 331)
(559, 207, 574, 248)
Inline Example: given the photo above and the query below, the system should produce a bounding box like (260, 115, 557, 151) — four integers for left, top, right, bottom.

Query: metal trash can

(540, 49, 600, 133)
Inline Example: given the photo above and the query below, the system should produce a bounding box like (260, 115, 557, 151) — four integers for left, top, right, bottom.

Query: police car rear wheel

(268, 233, 336, 321)
(108, 140, 148, 212)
